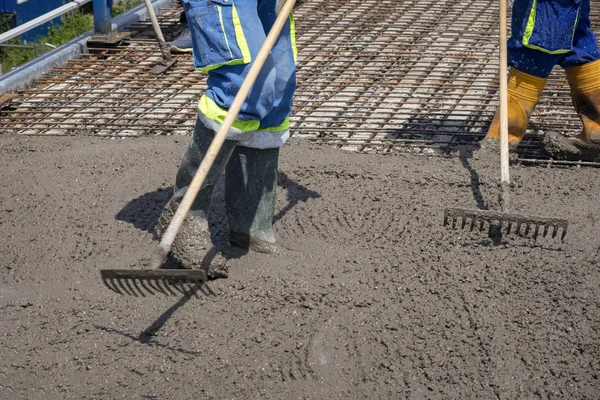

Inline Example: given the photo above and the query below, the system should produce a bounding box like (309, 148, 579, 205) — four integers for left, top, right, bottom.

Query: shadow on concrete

(115, 170, 321, 246)
(115, 186, 173, 240)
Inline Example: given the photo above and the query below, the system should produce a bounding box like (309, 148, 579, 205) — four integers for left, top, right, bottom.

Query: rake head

(149, 57, 176, 75)
(101, 269, 207, 298)
(443, 207, 568, 241)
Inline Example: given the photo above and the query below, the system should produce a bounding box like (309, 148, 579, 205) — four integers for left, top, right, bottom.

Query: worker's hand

(276, 0, 308, 15)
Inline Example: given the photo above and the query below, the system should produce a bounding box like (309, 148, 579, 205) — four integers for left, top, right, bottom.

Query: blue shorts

(508, 0, 600, 77)
(182, 0, 297, 148)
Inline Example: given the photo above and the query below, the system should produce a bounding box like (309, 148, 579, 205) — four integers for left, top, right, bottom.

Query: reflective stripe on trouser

(508, 0, 600, 78)
(186, 0, 297, 149)
(198, 97, 290, 149)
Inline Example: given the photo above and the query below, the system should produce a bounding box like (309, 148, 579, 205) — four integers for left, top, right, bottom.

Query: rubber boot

(542, 59, 600, 161)
(156, 116, 237, 278)
(483, 67, 547, 147)
(225, 146, 279, 254)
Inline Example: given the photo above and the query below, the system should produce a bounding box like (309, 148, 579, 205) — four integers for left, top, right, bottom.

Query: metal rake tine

(101, 276, 117, 294)
(443, 213, 449, 227)
(461, 217, 467, 230)
(451, 217, 458, 229)
(200, 283, 217, 296)
(525, 223, 531, 236)
(171, 282, 190, 297)
(110, 278, 127, 296)
(543, 224, 550, 238)
(103, 277, 123, 295)
(186, 281, 203, 298)
(533, 224, 541, 239)
(470, 218, 476, 231)
(551, 225, 558, 239)
(130, 279, 146, 297)
(200, 285, 210, 296)
(137, 279, 156, 295)
(123, 278, 140, 297)
(516, 222, 522, 236)
(191, 283, 203, 297)
(115, 278, 135, 296)
(185, 282, 201, 298)
(153, 278, 173, 295)
(160, 278, 177, 296)
(561, 227, 567, 241)
(147, 278, 167, 295)
(178, 283, 195, 298)
(479, 218, 485, 231)
(506, 221, 512, 235)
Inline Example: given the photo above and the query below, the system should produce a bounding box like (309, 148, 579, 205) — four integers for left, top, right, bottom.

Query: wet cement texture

(541, 131, 600, 163)
(1, 135, 599, 399)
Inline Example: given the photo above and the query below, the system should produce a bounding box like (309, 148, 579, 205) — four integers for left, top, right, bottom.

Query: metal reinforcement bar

(1, 0, 599, 168)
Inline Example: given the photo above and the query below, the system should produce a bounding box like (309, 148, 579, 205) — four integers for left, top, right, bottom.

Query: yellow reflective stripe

(198, 95, 260, 132)
(218, 6, 234, 59)
(290, 14, 298, 64)
(571, 6, 581, 48)
(522, 0, 578, 54)
(232, 5, 251, 63)
(196, 58, 248, 72)
(257, 117, 290, 132)
(523, 44, 570, 55)
(522, 0, 537, 47)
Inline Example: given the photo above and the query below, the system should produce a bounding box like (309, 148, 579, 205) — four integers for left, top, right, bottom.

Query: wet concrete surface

(0, 134, 599, 399)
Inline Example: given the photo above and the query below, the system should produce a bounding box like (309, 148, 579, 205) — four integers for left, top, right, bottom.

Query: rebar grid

(1, 0, 599, 167)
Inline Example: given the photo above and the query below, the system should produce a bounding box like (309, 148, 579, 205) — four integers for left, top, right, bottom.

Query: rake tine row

(102, 276, 203, 297)
(443, 208, 568, 241)
(100, 269, 207, 298)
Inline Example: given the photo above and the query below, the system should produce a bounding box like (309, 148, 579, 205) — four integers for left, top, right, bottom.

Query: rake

(101, 0, 298, 296)
(443, 0, 568, 241)
(144, 0, 177, 75)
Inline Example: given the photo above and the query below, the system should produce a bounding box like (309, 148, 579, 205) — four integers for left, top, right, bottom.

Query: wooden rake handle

(499, 0, 509, 185)
(143, 0, 174, 64)
(151, 0, 298, 268)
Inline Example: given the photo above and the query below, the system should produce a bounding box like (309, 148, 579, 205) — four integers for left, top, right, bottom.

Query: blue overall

(182, 0, 297, 148)
(509, 0, 600, 78)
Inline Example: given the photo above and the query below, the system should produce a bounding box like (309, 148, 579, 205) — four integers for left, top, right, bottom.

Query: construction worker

(482, 0, 600, 161)
(157, 0, 302, 277)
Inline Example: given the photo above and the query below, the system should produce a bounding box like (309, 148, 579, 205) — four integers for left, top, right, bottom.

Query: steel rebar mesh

(0, 0, 599, 167)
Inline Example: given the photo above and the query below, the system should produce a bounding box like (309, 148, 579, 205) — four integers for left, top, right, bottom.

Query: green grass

(113, 0, 144, 16)
(0, 0, 144, 73)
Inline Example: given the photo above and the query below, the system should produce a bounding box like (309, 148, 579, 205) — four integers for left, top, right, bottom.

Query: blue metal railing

(0, 0, 119, 44)
(0, 0, 170, 90)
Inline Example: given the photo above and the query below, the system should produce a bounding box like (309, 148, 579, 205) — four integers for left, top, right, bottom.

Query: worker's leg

(171, 0, 283, 256)
(483, 0, 571, 147)
(255, 0, 297, 132)
(224, 0, 296, 254)
(225, 146, 280, 253)
(156, 114, 237, 277)
(483, 68, 547, 147)
(542, 0, 600, 160)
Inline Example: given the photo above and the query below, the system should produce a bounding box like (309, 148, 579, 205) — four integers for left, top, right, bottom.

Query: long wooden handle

(154, 0, 297, 265)
(144, 0, 173, 63)
(499, 0, 509, 185)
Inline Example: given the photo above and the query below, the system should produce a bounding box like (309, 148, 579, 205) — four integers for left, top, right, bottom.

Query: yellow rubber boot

(565, 59, 600, 146)
(484, 67, 547, 147)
